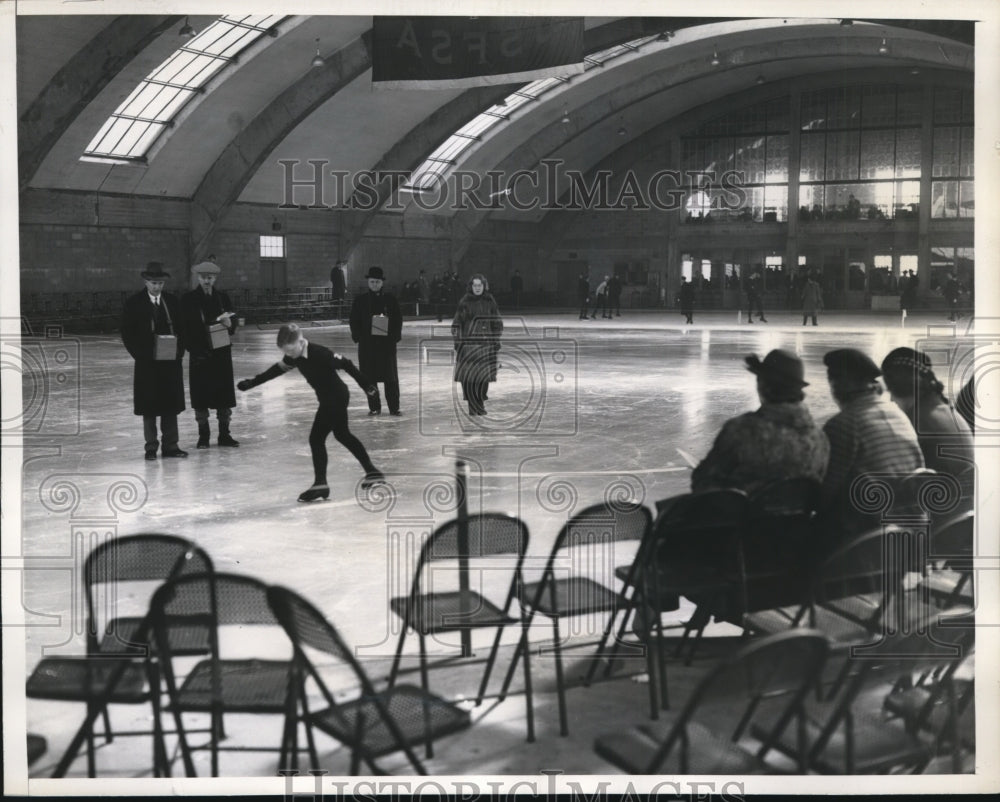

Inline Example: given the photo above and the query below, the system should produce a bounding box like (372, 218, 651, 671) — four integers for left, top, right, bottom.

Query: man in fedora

(121, 262, 187, 459)
(349, 266, 402, 416)
(820, 348, 923, 540)
(691, 349, 829, 493)
(181, 261, 239, 449)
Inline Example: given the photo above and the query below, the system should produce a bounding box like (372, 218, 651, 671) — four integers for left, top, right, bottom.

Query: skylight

(82, 15, 284, 162)
(404, 33, 660, 192)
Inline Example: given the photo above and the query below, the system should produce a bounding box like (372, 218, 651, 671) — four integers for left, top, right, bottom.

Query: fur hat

(745, 349, 808, 388)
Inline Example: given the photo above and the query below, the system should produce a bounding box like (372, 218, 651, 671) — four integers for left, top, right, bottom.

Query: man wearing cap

(181, 261, 239, 449)
(121, 262, 188, 459)
(691, 349, 829, 493)
(349, 267, 402, 416)
(820, 348, 924, 537)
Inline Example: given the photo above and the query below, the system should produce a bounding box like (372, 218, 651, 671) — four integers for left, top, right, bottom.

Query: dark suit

(349, 290, 402, 413)
(245, 342, 377, 485)
(180, 286, 237, 422)
(121, 290, 185, 454)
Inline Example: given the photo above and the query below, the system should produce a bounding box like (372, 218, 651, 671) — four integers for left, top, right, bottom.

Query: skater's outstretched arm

(237, 359, 294, 391)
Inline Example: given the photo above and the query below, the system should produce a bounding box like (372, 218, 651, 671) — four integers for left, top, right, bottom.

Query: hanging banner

(371, 17, 585, 89)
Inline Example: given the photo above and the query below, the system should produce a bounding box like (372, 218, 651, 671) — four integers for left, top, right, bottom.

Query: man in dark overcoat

(349, 266, 403, 416)
(181, 261, 239, 448)
(121, 262, 187, 459)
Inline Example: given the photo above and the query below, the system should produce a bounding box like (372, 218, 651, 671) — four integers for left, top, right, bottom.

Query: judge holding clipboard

(349, 266, 403, 416)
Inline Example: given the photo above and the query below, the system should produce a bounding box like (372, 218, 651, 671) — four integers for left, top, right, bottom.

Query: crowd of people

(124, 259, 976, 515)
(690, 345, 975, 548)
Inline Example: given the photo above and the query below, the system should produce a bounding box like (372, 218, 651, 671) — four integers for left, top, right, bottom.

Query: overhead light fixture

(710, 50, 721, 67)
(560, 106, 570, 125)
(878, 38, 889, 55)
(178, 16, 196, 39)
(755, 74, 766, 85)
(617, 117, 627, 137)
(311, 39, 325, 68)
(910, 66, 921, 75)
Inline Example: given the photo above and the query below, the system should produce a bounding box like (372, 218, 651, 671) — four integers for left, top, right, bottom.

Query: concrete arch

(17, 15, 179, 192)
(445, 25, 972, 267)
(190, 34, 374, 261)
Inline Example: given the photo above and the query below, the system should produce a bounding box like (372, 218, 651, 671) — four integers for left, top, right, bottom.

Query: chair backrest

(149, 572, 278, 630)
(557, 501, 652, 552)
(651, 489, 749, 569)
(645, 630, 829, 772)
(423, 513, 528, 562)
(83, 533, 213, 647)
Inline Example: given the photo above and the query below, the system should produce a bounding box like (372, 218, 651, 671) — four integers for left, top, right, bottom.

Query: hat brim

(745, 355, 808, 387)
(141, 271, 171, 280)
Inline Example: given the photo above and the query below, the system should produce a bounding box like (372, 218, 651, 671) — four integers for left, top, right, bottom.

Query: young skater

(237, 323, 385, 502)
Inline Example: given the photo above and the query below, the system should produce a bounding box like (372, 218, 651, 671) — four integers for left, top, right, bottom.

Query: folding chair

(387, 513, 533, 742)
(25, 534, 212, 777)
(507, 500, 652, 735)
(149, 572, 299, 777)
(267, 585, 471, 775)
(594, 630, 829, 773)
(920, 510, 974, 611)
(643, 489, 750, 684)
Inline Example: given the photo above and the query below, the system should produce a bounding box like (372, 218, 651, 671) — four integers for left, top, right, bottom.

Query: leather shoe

(298, 485, 330, 502)
(368, 410, 381, 416)
(144, 452, 157, 461)
(389, 410, 402, 416)
(162, 448, 188, 458)
(217, 434, 240, 447)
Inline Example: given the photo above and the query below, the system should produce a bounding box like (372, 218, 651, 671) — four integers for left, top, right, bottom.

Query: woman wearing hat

(348, 266, 402, 416)
(881, 347, 974, 488)
(452, 274, 503, 416)
(820, 347, 924, 538)
(181, 261, 240, 448)
(121, 262, 188, 459)
(691, 349, 829, 493)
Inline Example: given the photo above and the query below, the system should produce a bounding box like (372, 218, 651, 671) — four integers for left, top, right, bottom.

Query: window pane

(931, 181, 959, 218)
(826, 86, 861, 129)
(799, 132, 825, 182)
(799, 185, 824, 219)
(801, 89, 827, 130)
(934, 87, 962, 124)
(763, 185, 787, 221)
(825, 130, 859, 181)
(766, 97, 790, 132)
(862, 85, 895, 127)
(895, 129, 920, 179)
(765, 135, 788, 183)
(959, 181, 974, 217)
(895, 181, 920, 217)
(960, 127, 973, 177)
(933, 127, 961, 177)
(125, 123, 165, 157)
(896, 86, 923, 126)
(859, 129, 894, 179)
(734, 135, 765, 184)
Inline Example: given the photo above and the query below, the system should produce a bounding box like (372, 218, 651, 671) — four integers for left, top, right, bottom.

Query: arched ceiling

(18, 13, 974, 260)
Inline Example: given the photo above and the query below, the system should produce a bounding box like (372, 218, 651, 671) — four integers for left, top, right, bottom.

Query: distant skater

(237, 323, 385, 502)
(678, 277, 695, 324)
(801, 272, 823, 326)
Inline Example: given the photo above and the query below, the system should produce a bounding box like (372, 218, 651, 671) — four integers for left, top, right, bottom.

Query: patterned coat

(691, 402, 830, 494)
(181, 286, 237, 410)
(452, 292, 503, 383)
(121, 290, 185, 416)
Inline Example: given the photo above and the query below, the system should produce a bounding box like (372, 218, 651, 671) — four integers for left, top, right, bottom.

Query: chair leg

(85, 702, 97, 778)
(298, 684, 319, 772)
(475, 622, 508, 704)
(417, 633, 433, 760)
(550, 618, 569, 737)
(521, 629, 535, 743)
(387, 625, 409, 689)
(100, 706, 114, 744)
(170, 703, 196, 777)
(497, 632, 525, 702)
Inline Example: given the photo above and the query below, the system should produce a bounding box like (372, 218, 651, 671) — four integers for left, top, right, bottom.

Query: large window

(931, 88, 974, 218)
(680, 97, 790, 222)
(798, 85, 924, 221)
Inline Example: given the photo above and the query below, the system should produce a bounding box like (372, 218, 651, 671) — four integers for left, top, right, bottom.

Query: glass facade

(680, 83, 973, 224)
